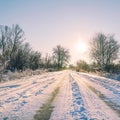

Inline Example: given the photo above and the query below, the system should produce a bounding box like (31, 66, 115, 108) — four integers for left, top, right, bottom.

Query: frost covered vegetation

(1, 25, 120, 82)
(75, 33, 120, 81)
(0, 24, 70, 82)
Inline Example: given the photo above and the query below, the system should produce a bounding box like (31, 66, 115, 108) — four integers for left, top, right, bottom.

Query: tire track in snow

(0, 72, 65, 120)
(69, 74, 89, 120)
(0, 77, 56, 108)
(50, 72, 93, 120)
(34, 72, 67, 120)
(0, 73, 58, 96)
(78, 73, 120, 95)
(77, 73, 120, 113)
(50, 72, 73, 120)
(72, 72, 120, 120)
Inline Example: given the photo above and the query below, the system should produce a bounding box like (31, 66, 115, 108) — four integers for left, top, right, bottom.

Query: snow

(0, 70, 120, 120)
(103, 73, 120, 81)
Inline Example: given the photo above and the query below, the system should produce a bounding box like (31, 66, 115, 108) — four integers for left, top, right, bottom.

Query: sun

(75, 41, 88, 53)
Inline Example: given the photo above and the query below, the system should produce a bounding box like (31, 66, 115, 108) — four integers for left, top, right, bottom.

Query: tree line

(0, 24, 70, 79)
(1, 24, 120, 78)
(76, 33, 120, 73)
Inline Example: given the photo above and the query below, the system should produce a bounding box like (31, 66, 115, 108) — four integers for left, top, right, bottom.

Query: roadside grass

(0, 69, 46, 83)
(88, 85, 120, 116)
(34, 87, 60, 120)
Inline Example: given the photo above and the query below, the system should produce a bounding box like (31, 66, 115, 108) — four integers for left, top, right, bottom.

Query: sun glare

(75, 41, 88, 53)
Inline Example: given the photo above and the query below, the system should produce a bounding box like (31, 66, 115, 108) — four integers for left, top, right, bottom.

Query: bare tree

(9, 24, 24, 59)
(0, 25, 12, 81)
(90, 33, 120, 71)
(53, 45, 70, 70)
(0, 25, 11, 69)
(0, 24, 25, 71)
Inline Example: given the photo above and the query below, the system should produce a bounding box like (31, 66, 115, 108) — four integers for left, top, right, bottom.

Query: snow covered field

(0, 70, 120, 120)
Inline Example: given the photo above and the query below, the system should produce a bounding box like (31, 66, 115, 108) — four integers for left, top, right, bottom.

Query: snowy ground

(0, 70, 120, 120)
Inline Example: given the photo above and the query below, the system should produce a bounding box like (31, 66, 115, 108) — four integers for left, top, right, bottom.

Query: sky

(0, 0, 120, 64)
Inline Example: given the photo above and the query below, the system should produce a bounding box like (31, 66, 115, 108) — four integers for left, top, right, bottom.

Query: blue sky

(0, 0, 120, 63)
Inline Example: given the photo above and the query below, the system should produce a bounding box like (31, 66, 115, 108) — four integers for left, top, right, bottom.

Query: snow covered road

(0, 71, 120, 120)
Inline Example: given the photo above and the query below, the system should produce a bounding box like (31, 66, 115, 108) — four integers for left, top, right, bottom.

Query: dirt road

(0, 71, 120, 120)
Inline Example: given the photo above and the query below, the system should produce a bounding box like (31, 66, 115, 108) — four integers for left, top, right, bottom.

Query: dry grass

(0, 69, 46, 83)
(34, 87, 60, 120)
(88, 85, 120, 116)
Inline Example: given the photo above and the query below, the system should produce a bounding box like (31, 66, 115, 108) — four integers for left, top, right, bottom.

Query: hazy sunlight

(75, 41, 88, 53)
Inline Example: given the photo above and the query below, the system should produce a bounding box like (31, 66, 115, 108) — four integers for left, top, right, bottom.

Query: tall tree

(90, 33, 120, 71)
(0, 24, 25, 69)
(53, 45, 70, 70)
(0, 25, 11, 69)
(9, 24, 24, 60)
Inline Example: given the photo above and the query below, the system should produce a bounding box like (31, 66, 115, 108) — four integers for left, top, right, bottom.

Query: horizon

(0, 0, 120, 64)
